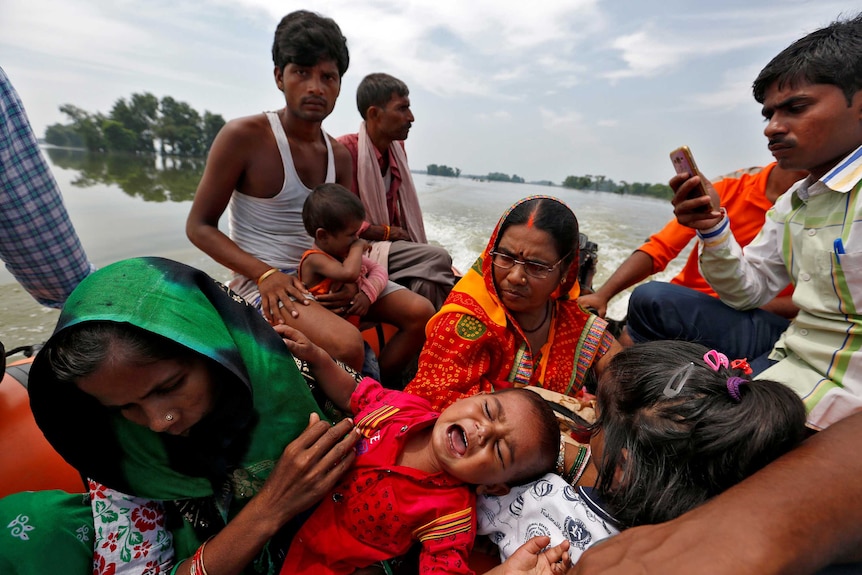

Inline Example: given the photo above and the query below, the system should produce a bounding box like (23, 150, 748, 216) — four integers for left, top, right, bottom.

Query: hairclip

(663, 362, 695, 398)
(730, 358, 753, 375)
(703, 350, 729, 372)
(726, 376, 748, 402)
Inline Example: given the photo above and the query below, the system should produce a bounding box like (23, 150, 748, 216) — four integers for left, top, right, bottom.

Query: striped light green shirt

(697, 145, 862, 429)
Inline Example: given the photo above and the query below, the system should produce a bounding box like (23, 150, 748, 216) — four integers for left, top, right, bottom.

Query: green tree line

(562, 174, 673, 199)
(44, 92, 225, 157)
(485, 172, 525, 183)
(427, 164, 461, 177)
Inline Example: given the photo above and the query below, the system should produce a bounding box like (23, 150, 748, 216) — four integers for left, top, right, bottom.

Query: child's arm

(359, 255, 389, 303)
(310, 240, 367, 283)
(484, 537, 571, 575)
(275, 324, 357, 412)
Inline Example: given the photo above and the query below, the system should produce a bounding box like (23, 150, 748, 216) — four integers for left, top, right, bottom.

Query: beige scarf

(356, 121, 427, 251)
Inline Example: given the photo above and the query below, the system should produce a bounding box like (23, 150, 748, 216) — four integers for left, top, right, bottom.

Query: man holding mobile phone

(579, 163, 804, 352)
(573, 13, 862, 575)
(668, 14, 862, 431)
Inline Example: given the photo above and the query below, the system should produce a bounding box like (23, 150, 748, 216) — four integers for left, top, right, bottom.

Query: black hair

(594, 340, 807, 528)
(43, 321, 190, 383)
(356, 73, 410, 120)
(496, 197, 579, 271)
(271, 10, 349, 77)
(302, 183, 366, 237)
(753, 13, 862, 105)
(492, 387, 561, 485)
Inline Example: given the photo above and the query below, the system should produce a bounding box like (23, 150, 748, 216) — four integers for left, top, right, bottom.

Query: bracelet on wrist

(256, 267, 278, 285)
(382, 225, 391, 241)
(564, 444, 591, 486)
(555, 439, 566, 475)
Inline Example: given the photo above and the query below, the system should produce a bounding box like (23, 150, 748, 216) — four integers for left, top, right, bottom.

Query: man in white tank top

(186, 11, 365, 369)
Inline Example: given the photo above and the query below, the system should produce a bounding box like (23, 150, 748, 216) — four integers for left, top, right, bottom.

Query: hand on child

(316, 282, 359, 313)
(345, 292, 371, 317)
(260, 271, 310, 325)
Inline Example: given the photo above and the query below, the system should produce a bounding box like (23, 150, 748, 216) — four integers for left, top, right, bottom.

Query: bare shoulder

(217, 113, 272, 145)
(330, 135, 354, 186)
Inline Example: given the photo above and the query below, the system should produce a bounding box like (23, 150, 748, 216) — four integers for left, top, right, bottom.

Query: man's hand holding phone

(669, 146, 722, 230)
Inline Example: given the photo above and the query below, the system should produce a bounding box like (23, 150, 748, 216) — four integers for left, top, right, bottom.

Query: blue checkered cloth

(0, 67, 92, 308)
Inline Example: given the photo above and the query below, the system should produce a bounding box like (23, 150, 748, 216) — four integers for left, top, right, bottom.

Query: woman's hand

(198, 413, 359, 575)
(251, 413, 358, 529)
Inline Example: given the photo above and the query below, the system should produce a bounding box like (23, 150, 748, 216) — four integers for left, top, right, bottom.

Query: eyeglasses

(488, 251, 570, 279)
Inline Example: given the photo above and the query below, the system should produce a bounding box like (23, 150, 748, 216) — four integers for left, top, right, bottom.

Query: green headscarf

(30, 257, 322, 504)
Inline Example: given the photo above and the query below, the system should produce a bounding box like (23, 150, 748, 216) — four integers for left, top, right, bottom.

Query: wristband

(256, 267, 278, 285)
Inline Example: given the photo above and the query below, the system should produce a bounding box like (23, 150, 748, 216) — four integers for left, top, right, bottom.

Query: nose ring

(165, 413, 175, 422)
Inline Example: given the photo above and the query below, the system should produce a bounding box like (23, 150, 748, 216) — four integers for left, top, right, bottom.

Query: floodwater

(1, 149, 686, 356)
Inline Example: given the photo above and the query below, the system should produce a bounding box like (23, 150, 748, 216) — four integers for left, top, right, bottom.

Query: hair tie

(730, 358, 753, 375)
(726, 376, 748, 402)
(703, 350, 729, 371)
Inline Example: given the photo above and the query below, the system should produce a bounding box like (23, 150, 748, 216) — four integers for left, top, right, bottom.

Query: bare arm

(570, 412, 862, 575)
(275, 324, 358, 411)
(304, 241, 365, 285)
(578, 251, 655, 317)
(186, 117, 311, 323)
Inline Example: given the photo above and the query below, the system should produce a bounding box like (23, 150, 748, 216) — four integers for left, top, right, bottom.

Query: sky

(2, 0, 859, 185)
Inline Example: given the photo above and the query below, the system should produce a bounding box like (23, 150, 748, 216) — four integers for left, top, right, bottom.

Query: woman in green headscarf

(0, 257, 358, 574)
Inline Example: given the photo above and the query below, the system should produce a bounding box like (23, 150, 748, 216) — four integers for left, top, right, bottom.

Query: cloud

(688, 64, 764, 111)
(236, 0, 605, 99)
(599, 5, 836, 81)
(477, 110, 513, 122)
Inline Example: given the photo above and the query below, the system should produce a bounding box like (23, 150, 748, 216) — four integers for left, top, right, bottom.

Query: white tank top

(227, 111, 336, 270)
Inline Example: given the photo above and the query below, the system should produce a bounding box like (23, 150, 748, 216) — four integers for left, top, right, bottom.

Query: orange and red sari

(405, 196, 613, 412)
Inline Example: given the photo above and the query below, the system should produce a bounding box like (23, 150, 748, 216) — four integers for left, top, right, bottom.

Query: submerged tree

(46, 93, 225, 157)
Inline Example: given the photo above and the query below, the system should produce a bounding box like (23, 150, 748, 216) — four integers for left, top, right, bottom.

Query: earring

(165, 413, 174, 422)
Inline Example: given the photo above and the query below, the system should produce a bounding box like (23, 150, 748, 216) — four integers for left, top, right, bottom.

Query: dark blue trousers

(625, 282, 790, 375)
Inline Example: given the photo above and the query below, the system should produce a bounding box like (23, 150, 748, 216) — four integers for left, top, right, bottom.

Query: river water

(1, 149, 686, 355)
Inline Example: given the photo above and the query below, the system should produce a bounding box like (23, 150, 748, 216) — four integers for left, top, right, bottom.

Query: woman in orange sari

(406, 195, 620, 409)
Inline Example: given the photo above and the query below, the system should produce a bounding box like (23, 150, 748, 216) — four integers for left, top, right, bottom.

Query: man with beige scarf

(338, 73, 456, 310)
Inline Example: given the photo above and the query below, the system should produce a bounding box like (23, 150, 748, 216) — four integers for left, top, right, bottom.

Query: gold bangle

(256, 267, 278, 285)
(382, 225, 390, 241)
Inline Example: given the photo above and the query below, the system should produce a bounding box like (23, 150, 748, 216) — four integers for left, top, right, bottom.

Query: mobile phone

(670, 146, 709, 211)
